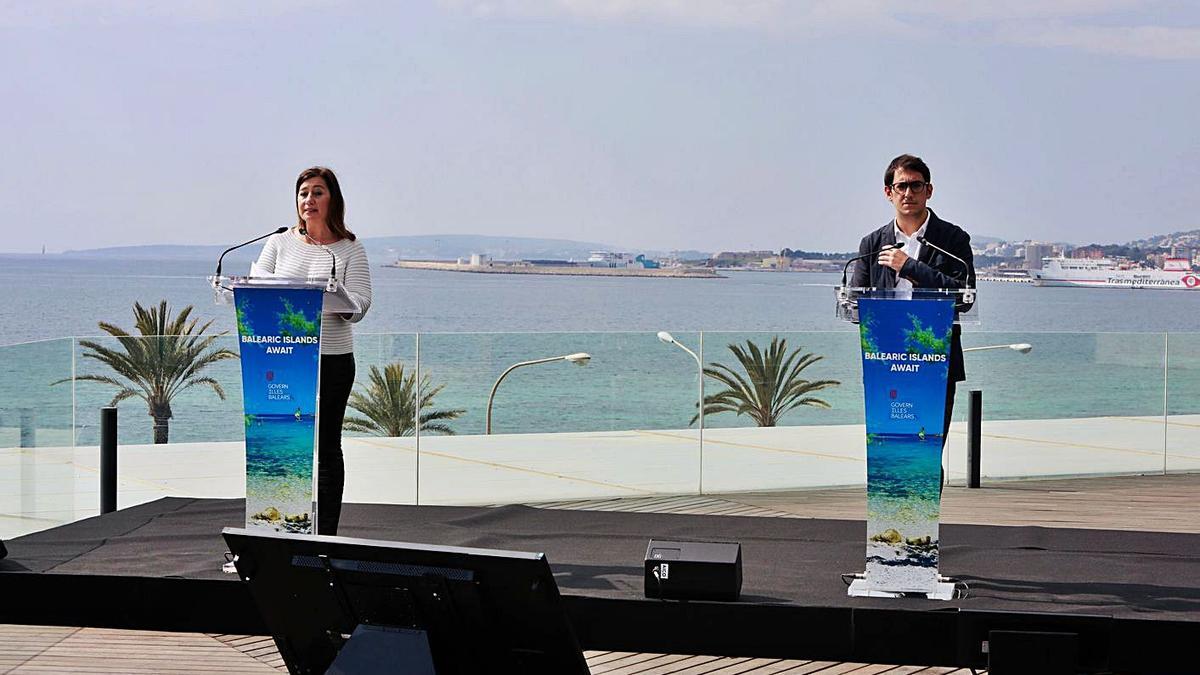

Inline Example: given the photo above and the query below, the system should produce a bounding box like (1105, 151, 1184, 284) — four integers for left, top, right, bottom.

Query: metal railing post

(19, 409, 35, 448)
(967, 390, 982, 489)
(100, 407, 117, 514)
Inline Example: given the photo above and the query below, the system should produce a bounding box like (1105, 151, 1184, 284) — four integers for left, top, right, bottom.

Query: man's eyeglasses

(889, 180, 929, 194)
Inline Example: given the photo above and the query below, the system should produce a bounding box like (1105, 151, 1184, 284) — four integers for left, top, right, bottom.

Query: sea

(4, 255, 1200, 446)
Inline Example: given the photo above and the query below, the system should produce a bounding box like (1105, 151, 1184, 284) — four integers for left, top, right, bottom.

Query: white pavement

(2, 414, 1198, 540)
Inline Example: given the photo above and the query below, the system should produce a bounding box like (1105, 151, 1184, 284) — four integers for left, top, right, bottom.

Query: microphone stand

(215, 226, 289, 278)
(838, 243, 902, 323)
(916, 236, 972, 287)
(299, 227, 338, 288)
(841, 243, 902, 287)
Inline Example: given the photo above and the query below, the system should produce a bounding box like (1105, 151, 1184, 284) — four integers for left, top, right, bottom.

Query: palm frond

(344, 362, 464, 437)
(692, 337, 840, 428)
(72, 301, 234, 443)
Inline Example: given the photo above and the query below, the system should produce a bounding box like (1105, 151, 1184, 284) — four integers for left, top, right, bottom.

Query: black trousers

(943, 381, 957, 441)
(317, 353, 355, 535)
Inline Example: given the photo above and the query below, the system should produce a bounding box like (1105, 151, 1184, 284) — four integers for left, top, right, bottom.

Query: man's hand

(878, 247, 909, 272)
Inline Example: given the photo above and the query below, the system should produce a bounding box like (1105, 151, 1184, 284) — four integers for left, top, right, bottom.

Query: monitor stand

(326, 625, 435, 675)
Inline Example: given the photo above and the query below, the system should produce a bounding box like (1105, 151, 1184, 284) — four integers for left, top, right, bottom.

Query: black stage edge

(2, 498, 1198, 673)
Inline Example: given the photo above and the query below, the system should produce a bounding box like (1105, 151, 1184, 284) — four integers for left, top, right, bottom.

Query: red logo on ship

(1182, 275, 1200, 289)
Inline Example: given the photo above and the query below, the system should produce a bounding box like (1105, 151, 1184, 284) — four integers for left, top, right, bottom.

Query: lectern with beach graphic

(209, 274, 361, 535)
(837, 285, 976, 599)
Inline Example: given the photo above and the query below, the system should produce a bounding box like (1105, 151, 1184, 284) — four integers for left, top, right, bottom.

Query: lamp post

(485, 352, 591, 434)
(961, 342, 1031, 488)
(963, 343, 1033, 354)
(658, 331, 705, 493)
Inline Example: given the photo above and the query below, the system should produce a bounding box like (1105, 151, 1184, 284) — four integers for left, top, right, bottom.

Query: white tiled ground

(3, 414, 1198, 539)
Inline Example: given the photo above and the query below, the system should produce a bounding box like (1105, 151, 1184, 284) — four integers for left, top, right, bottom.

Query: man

(850, 154, 975, 474)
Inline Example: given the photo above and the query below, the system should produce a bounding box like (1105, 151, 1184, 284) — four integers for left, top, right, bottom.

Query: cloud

(437, 0, 910, 35)
(996, 23, 1200, 60)
(898, 0, 1145, 22)
(0, 0, 334, 28)
(439, 0, 1200, 59)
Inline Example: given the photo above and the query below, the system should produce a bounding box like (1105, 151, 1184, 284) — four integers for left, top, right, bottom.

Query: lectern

(836, 285, 976, 599)
(209, 274, 361, 535)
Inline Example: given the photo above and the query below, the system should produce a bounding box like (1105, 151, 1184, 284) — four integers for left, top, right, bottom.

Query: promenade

(3, 413, 1197, 539)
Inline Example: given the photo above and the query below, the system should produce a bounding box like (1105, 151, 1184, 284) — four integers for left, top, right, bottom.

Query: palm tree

(66, 301, 238, 444)
(343, 362, 465, 436)
(692, 336, 839, 427)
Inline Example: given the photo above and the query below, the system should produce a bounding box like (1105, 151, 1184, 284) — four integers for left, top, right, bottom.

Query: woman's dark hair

(884, 154, 931, 186)
(295, 166, 355, 241)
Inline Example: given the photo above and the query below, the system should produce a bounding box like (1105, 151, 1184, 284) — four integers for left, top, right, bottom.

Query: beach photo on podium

(234, 284, 324, 534)
(856, 292, 954, 595)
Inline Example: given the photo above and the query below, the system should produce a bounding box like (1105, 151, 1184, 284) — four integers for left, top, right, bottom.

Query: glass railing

(698, 331, 863, 493)
(1166, 333, 1200, 473)
(1, 330, 1197, 538)
(340, 333, 418, 506)
(952, 332, 1168, 483)
(413, 332, 703, 505)
(0, 338, 76, 538)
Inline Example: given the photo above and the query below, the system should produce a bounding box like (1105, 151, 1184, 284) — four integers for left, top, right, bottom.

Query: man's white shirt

(892, 211, 930, 295)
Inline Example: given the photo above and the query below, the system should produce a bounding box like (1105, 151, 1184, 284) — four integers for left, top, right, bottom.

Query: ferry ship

(1029, 256, 1200, 289)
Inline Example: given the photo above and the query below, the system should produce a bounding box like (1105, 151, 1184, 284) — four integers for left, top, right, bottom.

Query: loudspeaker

(644, 539, 741, 601)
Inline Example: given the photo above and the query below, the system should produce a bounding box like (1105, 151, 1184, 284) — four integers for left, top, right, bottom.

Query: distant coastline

(387, 260, 722, 279)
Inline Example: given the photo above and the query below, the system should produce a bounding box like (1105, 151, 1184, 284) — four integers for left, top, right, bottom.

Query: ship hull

(1031, 256, 1200, 290)
(1030, 274, 1200, 289)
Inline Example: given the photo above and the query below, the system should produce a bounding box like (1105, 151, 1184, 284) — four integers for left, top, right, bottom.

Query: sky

(2, 1, 1198, 254)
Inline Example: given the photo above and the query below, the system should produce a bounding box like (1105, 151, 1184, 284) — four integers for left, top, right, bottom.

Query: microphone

(841, 242, 903, 287)
(916, 235, 971, 286)
(319, 245, 337, 282)
(299, 227, 338, 281)
(215, 226, 288, 278)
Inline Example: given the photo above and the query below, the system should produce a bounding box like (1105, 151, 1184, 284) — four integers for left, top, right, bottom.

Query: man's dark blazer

(849, 208, 975, 382)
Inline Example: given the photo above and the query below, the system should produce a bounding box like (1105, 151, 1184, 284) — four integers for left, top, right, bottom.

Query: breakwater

(388, 260, 722, 278)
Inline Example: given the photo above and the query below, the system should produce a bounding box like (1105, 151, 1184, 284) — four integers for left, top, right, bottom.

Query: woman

(255, 166, 373, 535)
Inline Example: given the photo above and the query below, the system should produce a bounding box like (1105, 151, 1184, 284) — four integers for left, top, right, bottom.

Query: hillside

(56, 234, 711, 263)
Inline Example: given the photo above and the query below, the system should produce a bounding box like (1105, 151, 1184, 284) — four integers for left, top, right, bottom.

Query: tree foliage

(693, 336, 839, 427)
(63, 301, 237, 444)
(343, 362, 465, 436)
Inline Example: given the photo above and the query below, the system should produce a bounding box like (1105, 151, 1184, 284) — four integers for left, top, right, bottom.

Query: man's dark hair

(884, 154, 931, 186)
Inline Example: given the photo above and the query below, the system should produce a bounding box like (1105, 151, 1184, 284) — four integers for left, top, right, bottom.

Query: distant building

(586, 251, 632, 267)
(585, 251, 660, 269)
(469, 253, 491, 266)
(711, 250, 774, 267)
(634, 254, 660, 269)
(524, 259, 576, 267)
(1072, 246, 1106, 259)
(1024, 242, 1054, 269)
(790, 258, 842, 272)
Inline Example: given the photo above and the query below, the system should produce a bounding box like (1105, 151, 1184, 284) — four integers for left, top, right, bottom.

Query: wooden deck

(0, 626, 980, 674)
(5, 473, 1197, 672)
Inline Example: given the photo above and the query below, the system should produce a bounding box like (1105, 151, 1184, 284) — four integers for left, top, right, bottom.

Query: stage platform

(2, 496, 1198, 672)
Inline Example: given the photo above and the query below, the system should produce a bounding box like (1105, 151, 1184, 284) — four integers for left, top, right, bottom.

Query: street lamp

(485, 352, 591, 434)
(963, 343, 1033, 354)
(958, 342, 1031, 490)
(657, 331, 701, 368)
(658, 331, 705, 493)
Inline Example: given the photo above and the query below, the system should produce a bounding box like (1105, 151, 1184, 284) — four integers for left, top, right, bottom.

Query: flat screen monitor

(222, 527, 589, 674)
